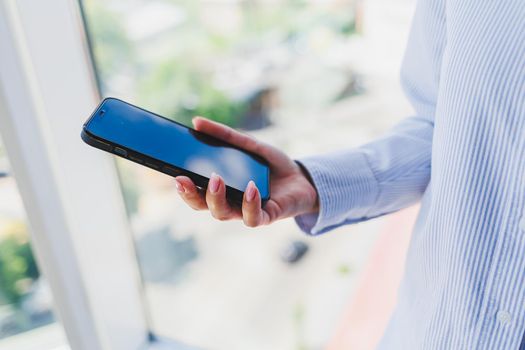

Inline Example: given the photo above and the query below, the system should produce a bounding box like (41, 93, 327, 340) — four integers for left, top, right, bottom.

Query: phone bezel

(81, 97, 270, 206)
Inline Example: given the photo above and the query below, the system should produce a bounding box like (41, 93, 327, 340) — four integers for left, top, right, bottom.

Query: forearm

(295, 116, 433, 235)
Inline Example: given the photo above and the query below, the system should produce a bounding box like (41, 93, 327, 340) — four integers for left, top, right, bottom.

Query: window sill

(0, 323, 69, 350)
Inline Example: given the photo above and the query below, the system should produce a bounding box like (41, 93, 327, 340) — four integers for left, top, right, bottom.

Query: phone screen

(84, 98, 269, 198)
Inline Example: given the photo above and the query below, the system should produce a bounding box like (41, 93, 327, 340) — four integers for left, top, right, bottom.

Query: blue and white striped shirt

(295, 0, 525, 348)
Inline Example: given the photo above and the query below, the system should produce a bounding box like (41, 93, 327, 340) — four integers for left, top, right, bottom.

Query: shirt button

(496, 310, 512, 325)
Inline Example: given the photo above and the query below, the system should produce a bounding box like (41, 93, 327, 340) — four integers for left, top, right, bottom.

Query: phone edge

(80, 127, 270, 207)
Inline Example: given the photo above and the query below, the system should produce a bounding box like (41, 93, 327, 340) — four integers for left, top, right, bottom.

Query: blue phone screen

(85, 98, 269, 198)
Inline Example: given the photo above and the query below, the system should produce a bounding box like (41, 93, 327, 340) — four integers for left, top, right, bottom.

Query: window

(0, 138, 68, 350)
(82, 0, 415, 349)
(0, 0, 418, 348)
(0, 1, 148, 348)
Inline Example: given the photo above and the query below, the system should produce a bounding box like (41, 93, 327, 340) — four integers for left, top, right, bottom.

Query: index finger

(192, 117, 262, 156)
(193, 116, 295, 174)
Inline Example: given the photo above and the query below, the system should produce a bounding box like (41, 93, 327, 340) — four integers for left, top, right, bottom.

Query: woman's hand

(174, 117, 319, 227)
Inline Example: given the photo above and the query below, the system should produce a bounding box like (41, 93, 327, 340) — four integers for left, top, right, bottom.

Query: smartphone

(81, 97, 270, 206)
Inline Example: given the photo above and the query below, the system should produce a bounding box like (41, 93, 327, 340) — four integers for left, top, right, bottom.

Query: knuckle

(189, 203, 206, 211)
(179, 192, 207, 211)
(182, 196, 198, 206)
(207, 199, 218, 212)
(224, 128, 234, 142)
(180, 196, 193, 205)
(244, 136, 258, 150)
(180, 190, 193, 199)
(217, 214, 229, 221)
(243, 218, 258, 228)
(211, 211, 228, 221)
(189, 190, 203, 199)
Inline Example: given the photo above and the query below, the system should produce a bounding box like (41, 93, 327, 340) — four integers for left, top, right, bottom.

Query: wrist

(294, 160, 319, 214)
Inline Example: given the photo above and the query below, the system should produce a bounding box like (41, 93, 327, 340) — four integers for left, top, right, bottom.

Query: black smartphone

(81, 97, 270, 206)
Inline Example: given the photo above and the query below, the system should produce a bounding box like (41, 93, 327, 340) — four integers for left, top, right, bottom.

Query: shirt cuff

(294, 150, 379, 235)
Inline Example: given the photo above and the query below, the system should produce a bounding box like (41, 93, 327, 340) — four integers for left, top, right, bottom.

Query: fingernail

(174, 179, 185, 193)
(245, 181, 256, 202)
(209, 173, 220, 194)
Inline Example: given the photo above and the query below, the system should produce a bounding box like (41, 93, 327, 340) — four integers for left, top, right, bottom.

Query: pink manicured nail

(174, 179, 185, 193)
(209, 173, 220, 193)
(245, 181, 256, 202)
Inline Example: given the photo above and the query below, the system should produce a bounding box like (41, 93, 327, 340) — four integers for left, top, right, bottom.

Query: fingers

(193, 117, 263, 156)
(174, 176, 208, 211)
(242, 181, 270, 227)
(176, 173, 268, 227)
(192, 116, 293, 171)
(205, 173, 240, 221)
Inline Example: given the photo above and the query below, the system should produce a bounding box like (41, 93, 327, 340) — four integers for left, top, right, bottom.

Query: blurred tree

(137, 58, 246, 127)
(83, 0, 356, 128)
(0, 222, 39, 306)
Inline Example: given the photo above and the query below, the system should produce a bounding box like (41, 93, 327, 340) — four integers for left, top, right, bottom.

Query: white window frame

(0, 0, 187, 349)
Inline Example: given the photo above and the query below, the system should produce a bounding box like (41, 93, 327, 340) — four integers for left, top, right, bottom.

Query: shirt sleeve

(295, 0, 447, 235)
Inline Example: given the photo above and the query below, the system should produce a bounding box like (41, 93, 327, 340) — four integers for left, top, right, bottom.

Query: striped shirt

(295, 0, 525, 348)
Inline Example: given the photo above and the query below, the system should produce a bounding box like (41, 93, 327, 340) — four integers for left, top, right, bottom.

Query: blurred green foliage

(83, 0, 245, 127)
(82, 0, 355, 127)
(137, 58, 246, 127)
(83, 1, 134, 89)
(0, 222, 39, 306)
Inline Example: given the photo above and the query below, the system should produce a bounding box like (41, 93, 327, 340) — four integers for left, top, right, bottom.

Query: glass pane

(0, 140, 68, 350)
(82, 0, 414, 348)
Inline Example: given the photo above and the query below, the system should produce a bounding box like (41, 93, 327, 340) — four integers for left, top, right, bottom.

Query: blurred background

(0, 0, 416, 349)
